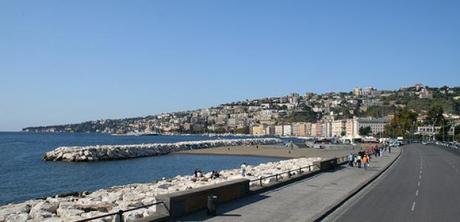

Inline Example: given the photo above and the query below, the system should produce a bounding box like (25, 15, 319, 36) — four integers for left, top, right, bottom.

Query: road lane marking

(419, 170, 422, 175)
(416, 190, 419, 196)
(419, 175, 422, 179)
(411, 201, 416, 211)
(418, 181, 421, 187)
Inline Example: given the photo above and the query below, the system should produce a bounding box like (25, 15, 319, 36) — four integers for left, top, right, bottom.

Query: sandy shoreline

(176, 144, 365, 159)
(43, 138, 282, 162)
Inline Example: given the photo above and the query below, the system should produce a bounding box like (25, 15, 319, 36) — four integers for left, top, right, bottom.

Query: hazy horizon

(1, 0, 460, 131)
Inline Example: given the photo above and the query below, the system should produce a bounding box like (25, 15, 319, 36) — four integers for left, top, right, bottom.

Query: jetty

(43, 138, 282, 162)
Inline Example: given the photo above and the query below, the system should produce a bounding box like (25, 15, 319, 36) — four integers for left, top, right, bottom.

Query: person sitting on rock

(211, 170, 220, 179)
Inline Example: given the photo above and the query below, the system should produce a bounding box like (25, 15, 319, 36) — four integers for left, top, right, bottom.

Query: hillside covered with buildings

(23, 84, 460, 139)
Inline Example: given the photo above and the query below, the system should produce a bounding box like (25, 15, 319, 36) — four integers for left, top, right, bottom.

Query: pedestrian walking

(363, 155, 369, 170)
(357, 155, 362, 168)
(348, 153, 354, 167)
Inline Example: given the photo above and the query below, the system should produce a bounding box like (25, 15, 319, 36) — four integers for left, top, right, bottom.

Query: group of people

(191, 162, 248, 182)
(347, 146, 386, 170)
(193, 169, 221, 179)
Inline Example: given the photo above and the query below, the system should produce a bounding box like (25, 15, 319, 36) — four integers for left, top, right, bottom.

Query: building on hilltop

(353, 87, 362, 97)
(418, 88, 433, 99)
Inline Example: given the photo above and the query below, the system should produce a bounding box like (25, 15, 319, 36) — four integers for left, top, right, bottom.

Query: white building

(283, 125, 292, 136)
(275, 125, 284, 136)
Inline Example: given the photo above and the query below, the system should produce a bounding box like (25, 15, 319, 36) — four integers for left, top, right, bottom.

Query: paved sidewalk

(178, 148, 401, 222)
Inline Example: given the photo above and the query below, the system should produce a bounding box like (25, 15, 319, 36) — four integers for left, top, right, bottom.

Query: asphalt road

(332, 144, 460, 222)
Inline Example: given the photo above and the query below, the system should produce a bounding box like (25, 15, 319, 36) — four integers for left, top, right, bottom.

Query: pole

(443, 120, 446, 142)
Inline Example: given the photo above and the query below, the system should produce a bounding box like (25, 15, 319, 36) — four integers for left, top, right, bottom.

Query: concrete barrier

(318, 158, 338, 171)
(159, 178, 250, 218)
(336, 156, 348, 165)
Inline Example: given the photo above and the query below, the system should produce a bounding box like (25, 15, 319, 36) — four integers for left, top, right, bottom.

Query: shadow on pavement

(177, 193, 270, 221)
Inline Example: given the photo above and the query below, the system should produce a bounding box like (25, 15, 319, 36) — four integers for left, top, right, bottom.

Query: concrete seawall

(43, 138, 283, 162)
(179, 147, 400, 222)
(0, 156, 320, 222)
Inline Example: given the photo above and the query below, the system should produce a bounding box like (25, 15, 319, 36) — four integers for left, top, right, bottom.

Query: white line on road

(419, 175, 422, 179)
(411, 201, 416, 211)
(418, 181, 421, 187)
(420, 170, 422, 175)
(416, 190, 419, 196)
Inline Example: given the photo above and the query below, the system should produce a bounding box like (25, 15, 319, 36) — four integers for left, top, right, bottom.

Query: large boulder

(30, 201, 59, 215)
(29, 210, 54, 220)
(4, 213, 29, 222)
(0, 202, 33, 222)
(40, 217, 65, 222)
(56, 208, 84, 219)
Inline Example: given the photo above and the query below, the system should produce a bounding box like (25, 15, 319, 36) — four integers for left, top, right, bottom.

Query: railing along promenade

(74, 153, 358, 221)
(74, 201, 169, 222)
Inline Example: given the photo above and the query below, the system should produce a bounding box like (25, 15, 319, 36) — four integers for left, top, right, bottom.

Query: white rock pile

(43, 138, 282, 162)
(0, 157, 320, 222)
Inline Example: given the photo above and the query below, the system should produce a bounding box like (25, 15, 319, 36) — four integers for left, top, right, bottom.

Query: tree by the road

(426, 105, 445, 126)
(384, 108, 418, 137)
(359, 126, 372, 136)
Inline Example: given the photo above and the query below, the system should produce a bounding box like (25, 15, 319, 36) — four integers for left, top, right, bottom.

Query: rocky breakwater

(0, 157, 320, 222)
(43, 138, 283, 162)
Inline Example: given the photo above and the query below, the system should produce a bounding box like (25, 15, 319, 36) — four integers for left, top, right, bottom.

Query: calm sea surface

(0, 132, 280, 205)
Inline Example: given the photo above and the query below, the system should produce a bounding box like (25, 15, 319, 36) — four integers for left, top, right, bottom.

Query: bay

(0, 132, 280, 205)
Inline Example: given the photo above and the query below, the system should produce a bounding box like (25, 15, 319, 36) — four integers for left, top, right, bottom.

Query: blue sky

(1, 0, 459, 131)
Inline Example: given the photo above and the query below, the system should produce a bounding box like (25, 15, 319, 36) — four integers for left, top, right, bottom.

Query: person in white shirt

(241, 163, 247, 177)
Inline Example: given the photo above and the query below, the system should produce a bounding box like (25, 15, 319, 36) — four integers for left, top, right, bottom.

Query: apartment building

(251, 125, 266, 135)
(283, 125, 292, 136)
(275, 125, 284, 136)
(331, 119, 347, 137)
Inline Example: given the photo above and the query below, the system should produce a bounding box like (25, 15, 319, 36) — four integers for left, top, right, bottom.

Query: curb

(312, 147, 403, 222)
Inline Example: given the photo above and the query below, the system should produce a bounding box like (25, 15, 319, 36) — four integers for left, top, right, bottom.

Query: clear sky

(1, 0, 459, 131)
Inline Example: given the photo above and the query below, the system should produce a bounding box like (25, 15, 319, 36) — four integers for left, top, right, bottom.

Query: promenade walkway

(178, 147, 400, 222)
(328, 144, 460, 222)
